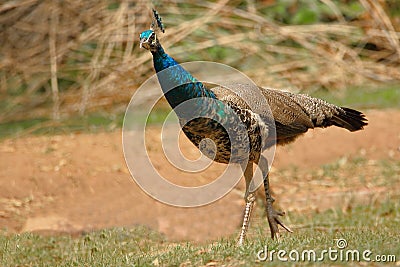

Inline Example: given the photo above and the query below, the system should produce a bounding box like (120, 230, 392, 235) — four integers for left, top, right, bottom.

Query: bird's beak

(139, 39, 144, 49)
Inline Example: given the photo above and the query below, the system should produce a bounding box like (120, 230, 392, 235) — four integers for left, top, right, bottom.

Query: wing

(210, 83, 367, 145)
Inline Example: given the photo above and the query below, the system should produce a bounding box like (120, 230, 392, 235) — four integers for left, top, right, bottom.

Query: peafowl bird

(139, 10, 367, 245)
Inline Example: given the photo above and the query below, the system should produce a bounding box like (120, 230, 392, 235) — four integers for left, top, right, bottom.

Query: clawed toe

(266, 204, 293, 239)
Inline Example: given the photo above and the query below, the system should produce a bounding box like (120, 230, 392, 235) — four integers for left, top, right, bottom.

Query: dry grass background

(1, 0, 400, 122)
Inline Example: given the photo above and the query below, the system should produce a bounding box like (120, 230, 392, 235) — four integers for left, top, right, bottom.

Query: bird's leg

(258, 155, 293, 240)
(237, 161, 256, 246)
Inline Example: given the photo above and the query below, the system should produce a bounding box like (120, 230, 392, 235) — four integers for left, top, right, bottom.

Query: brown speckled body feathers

(211, 83, 367, 146)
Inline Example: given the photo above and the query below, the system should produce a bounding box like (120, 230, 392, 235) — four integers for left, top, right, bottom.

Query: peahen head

(139, 30, 160, 52)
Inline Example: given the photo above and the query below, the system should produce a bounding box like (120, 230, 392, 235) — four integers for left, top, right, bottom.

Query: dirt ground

(0, 109, 399, 242)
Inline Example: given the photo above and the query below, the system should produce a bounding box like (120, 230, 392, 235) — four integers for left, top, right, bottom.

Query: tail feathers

(332, 107, 368, 132)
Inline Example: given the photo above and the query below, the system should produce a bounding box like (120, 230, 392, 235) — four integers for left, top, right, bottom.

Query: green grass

(1, 200, 399, 266)
(5, 156, 398, 266)
(0, 112, 124, 140)
(0, 118, 48, 138)
(0, 151, 398, 266)
(309, 84, 400, 109)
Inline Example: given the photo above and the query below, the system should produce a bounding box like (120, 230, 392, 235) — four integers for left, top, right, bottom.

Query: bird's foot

(266, 199, 293, 240)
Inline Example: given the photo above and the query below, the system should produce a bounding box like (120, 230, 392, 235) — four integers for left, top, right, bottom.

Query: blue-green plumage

(140, 30, 217, 109)
(139, 29, 261, 164)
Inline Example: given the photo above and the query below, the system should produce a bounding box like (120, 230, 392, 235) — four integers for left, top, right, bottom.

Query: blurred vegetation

(1, 0, 400, 125)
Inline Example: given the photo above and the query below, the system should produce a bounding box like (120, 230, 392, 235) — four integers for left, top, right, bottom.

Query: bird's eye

(150, 33, 157, 44)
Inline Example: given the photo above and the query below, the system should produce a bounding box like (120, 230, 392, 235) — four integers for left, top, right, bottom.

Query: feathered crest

(151, 8, 165, 33)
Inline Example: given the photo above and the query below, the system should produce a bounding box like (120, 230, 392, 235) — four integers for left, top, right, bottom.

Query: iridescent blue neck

(151, 46, 175, 73)
(151, 45, 217, 109)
